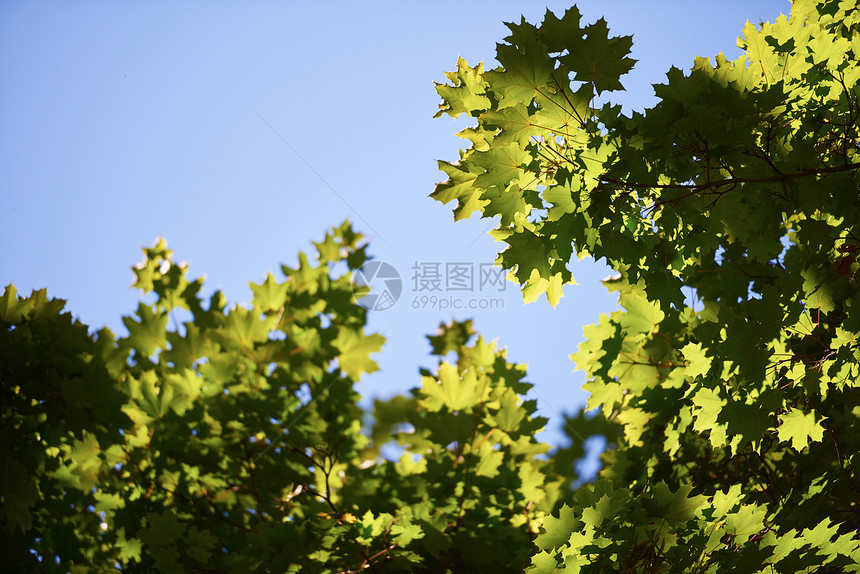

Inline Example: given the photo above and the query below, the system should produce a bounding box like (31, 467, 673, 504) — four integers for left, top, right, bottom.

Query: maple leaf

(419, 363, 484, 411)
(481, 105, 544, 146)
(725, 503, 767, 540)
(435, 57, 490, 118)
(333, 327, 384, 380)
(0, 284, 35, 323)
(121, 303, 168, 356)
(691, 386, 728, 447)
(220, 305, 276, 349)
(485, 33, 554, 108)
(528, 550, 559, 573)
(535, 504, 580, 551)
(561, 18, 636, 93)
(721, 390, 782, 454)
(643, 482, 708, 524)
(617, 290, 664, 335)
(250, 272, 288, 313)
(482, 183, 531, 227)
(432, 159, 487, 221)
(777, 409, 825, 451)
(472, 142, 535, 191)
(681, 342, 713, 379)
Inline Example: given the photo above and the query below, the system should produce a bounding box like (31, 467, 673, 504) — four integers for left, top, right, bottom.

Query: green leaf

(117, 533, 143, 563)
(67, 433, 102, 492)
(724, 503, 767, 540)
(681, 342, 713, 379)
(485, 33, 554, 108)
(0, 458, 38, 533)
(617, 290, 664, 335)
(580, 492, 625, 530)
(140, 511, 186, 546)
(419, 363, 484, 411)
(643, 482, 708, 524)
(528, 550, 559, 573)
(0, 285, 35, 324)
(221, 305, 277, 349)
(432, 159, 487, 221)
(691, 387, 727, 447)
(472, 143, 534, 191)
(777, 409, 825, 451)
(435, 57, 490, 118)
(474, 440, 504, 477)
(561, 18, 636, 93)
(426, 320, 475, 355)
(122, 303, 168, 356)
(535, 504, 579, 552)
(486, 388, 525, 432)
(250, 272, 288, 313)
(333, 327, 384, 380)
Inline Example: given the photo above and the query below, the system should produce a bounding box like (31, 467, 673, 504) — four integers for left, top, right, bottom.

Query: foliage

(5, 0, 860, 572)
(433, 0, 860, 570)
(0, 222, 578, 572)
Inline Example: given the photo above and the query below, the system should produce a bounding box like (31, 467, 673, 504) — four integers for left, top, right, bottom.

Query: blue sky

(1, 1, 789, 451)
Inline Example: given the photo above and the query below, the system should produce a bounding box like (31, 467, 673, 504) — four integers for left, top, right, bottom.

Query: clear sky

(1, 1, 789, 453)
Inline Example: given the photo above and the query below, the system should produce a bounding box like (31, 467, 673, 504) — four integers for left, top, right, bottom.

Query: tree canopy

(1, 222, 577, 572)
(2, 0, 860, 572)
(433, 0, 860, 570)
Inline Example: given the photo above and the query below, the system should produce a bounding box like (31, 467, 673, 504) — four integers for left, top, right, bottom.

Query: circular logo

(352, 261, 402, 311)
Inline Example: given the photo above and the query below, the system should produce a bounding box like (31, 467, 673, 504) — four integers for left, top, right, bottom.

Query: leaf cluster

(0, 221, 594, 572)
(5, 1, 860, 571)
(434, 0, 860, 571)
